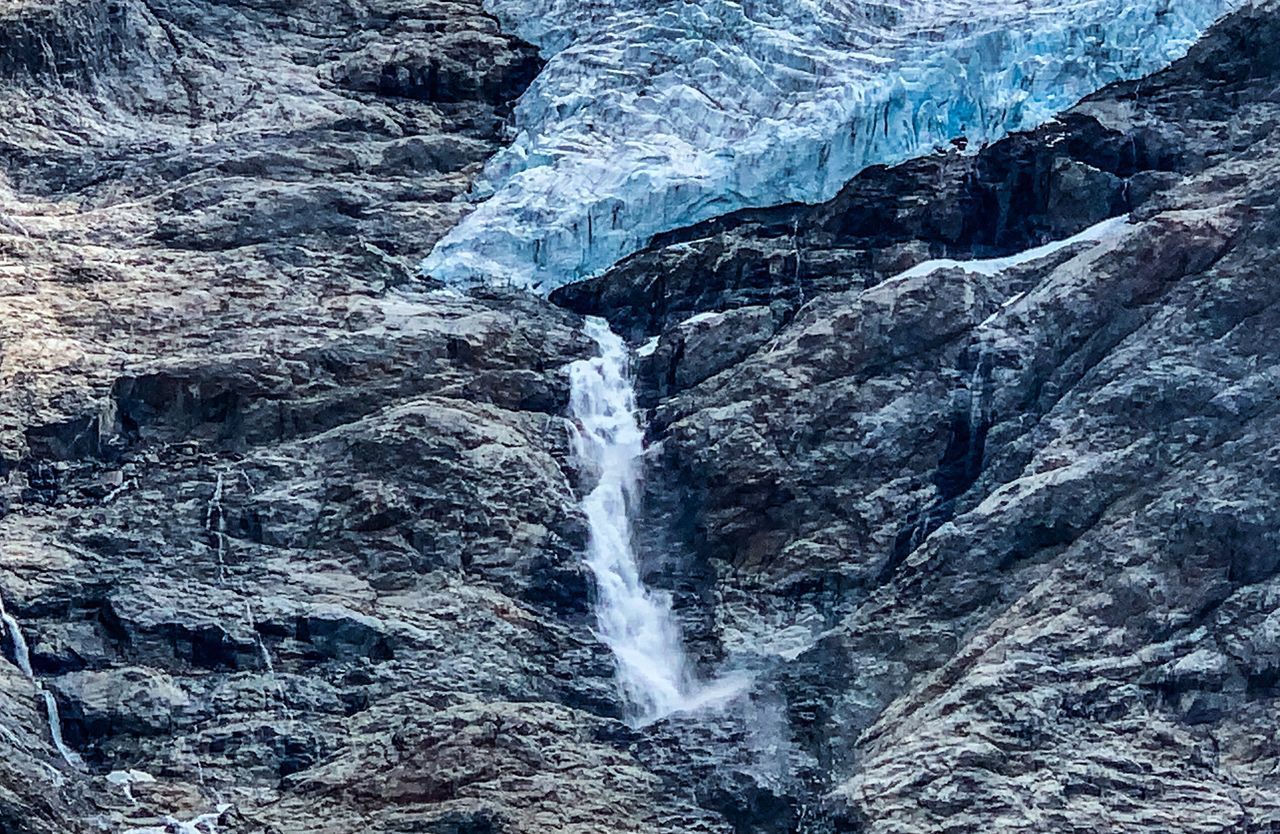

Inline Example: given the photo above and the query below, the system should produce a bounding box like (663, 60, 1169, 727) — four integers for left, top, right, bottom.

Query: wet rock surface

(2, 1, 1280, 833)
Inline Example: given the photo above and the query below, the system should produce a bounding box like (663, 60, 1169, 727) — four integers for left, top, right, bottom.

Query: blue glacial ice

(421, 0, 1244, 292)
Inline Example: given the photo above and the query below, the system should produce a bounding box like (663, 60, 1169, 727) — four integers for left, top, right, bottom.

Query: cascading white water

(569, 317, 743, 723)
(569, 317, 693, 721)
(123, 806, 228, 834)
(0, 601, 33, 678)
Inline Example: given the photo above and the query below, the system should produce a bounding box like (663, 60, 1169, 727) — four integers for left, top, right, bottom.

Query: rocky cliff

(2, 1, 1279, 833)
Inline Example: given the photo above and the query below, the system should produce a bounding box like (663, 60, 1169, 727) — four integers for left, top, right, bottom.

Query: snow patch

(896, 215, 1131, 282)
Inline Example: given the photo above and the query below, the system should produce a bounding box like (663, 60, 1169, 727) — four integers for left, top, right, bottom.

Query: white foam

(569, 318, 747, 723)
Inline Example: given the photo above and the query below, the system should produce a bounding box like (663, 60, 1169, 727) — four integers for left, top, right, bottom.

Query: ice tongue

(422, 0, 1242, 292)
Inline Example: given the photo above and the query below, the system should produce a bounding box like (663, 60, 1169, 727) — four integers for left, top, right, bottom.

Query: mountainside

(2, 1, 1280, 833)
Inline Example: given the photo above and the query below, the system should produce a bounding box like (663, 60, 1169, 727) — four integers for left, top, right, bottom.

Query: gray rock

(2, 0, 1280, 832)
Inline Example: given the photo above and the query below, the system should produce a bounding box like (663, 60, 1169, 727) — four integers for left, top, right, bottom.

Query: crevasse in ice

(421, 0, 1243, 292)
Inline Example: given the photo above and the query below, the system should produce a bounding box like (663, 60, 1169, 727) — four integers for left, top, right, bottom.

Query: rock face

(0, 0, 664, 831)
(3, 1, 1280, 833)
(593, 4, 1280, 830)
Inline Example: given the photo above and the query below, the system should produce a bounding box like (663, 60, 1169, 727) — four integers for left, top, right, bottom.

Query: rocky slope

(576, 3, 1280, 830)
(2, 1, 1280, 833)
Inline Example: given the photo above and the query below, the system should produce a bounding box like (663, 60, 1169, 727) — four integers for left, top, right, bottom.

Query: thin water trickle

(569, 317, 744, 724)
(0, 594, 84, 769)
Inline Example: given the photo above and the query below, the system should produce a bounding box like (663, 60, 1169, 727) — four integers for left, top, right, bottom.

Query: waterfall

(0, 595, 84, 769)
(41, 690, 84, 769)
(0, 601, 33, 678)
(569, 317, 743, 723)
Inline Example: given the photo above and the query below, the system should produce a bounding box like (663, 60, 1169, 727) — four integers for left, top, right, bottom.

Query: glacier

(421, 0, 1243, 292)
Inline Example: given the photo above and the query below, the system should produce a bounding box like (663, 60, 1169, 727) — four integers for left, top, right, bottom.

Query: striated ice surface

(422, 0, 1243, 292)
